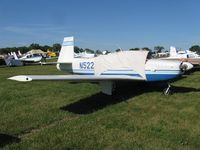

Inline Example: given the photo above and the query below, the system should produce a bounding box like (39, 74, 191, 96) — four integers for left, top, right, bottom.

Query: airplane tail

(169, 46, 177, 57)
(57, 36, 74, 63)
(13, 52, 19, 60)
(18, 50, 22, 56)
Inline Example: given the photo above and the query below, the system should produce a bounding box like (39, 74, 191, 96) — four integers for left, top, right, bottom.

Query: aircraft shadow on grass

(0, 133, 20, 148)
(60, 82, 200, 114)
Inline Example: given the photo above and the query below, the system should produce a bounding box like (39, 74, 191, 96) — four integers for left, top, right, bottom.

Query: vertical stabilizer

(18, 50, 22, 56)
(169, 46, 177, 57)
(13, 52, 19, 60)
(57, 37, 74, 63)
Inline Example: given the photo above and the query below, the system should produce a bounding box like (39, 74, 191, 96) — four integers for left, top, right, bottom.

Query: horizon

(0, 42, 197, 52)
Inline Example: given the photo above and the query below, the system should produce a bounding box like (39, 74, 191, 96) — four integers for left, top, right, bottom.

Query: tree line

(128, 45, 200, 54)
(0, 43, 107, 55)
(1, 43, 200, 55)
(0, 43, 61, 55)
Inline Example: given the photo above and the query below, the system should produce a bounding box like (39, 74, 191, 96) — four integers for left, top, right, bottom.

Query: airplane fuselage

(57, 59, 184, 82)
(20, 54, 42, 62)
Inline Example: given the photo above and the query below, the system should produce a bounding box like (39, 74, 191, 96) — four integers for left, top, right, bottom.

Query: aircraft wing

(8, 75, 146, 82)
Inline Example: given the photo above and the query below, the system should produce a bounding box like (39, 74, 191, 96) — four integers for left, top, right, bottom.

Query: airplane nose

(180, 62, 193, 71)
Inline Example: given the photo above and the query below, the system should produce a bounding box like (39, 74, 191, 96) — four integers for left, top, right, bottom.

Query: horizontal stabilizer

(8, 75, 146, 82)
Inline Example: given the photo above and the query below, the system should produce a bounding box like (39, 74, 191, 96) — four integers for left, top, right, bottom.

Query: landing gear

(163, 83, 172, 95)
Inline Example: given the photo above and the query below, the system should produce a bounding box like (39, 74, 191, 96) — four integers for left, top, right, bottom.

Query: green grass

(44, 57, 58, 62)
(0, 65, 200, 149)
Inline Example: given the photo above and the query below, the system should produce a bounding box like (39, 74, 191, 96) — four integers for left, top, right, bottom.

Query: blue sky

(0, 0, 200, 50)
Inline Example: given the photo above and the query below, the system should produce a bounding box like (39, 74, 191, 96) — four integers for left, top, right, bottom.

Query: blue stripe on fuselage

(101, 73, 142, 77)
(146, 74, 181, 81)
(72, 69, 181, 81)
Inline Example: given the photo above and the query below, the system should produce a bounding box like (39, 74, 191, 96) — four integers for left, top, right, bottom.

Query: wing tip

(8, 75, 32, 82)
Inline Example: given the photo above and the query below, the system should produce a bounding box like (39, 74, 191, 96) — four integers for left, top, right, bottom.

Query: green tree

(142, 47, 151, 51)
(0, 48, 9, 54)
(74, 46, 80, 53)
(0, 47, 19, 54)
(154, 46, 164, 53)
(115, 49, 121, 52)
(129, 48, 140, 51)
(42, 45, 52, 52)
(29, 43, 41, 50)
(52, 43, 61, 52)
(189, 45, 200, 54)
(85, 48, 94, 54)
(96, 50, 102, 55)
(18, 46, 29, 54)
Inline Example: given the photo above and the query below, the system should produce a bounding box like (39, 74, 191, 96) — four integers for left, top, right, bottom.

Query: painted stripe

(146, 74, 180, 81)
(145, 69, 180, 71)
(73, 69, 180, 72)
(73, 69, 181, 75)
(73, 72, 180, 81)
(73, 70, 181, 81)
(101, 73, 142, 77)
(62, 41, 74, 46)
(73, 69, 94, 71)
(145, 71, 180, 75)
(106, 69, 133, 71)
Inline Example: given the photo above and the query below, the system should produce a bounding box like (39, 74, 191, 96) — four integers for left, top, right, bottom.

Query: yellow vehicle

(47, 50, 57, 57)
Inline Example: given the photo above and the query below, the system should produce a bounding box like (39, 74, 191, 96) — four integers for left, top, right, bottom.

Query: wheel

(163, 88, 171, 95)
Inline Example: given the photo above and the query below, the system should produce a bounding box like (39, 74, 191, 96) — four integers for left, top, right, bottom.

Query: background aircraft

(74, 51, 95, 58)
(13, 51, 42, 63)
(4, 54, 23, 67)
(169, 46, 200, 58)
(9, 37, 193, 95)
(163, 46, 200, 67)
(4, 51, 43, 66)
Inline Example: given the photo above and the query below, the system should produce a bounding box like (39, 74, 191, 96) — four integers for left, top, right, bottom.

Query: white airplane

(9, 37, 193, 95)
(13, 52, 42, 63)
(74, 51, 95, 58)
(169, 46, 200, 59)
(18, 50, 22, 56)
(162, 46, 200, 66)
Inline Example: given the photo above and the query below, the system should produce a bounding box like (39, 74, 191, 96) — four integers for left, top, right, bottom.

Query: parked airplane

(9, 37, 193, 95)
(163, 46, 200, 67)
(13, 52, 43, 63)
(4, 51, 43, 66)
(4, 54, 23, 67)
(169, 46, 200, 58)
(74, 51, 95, 58)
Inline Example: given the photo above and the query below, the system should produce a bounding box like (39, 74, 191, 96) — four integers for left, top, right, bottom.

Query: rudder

(57, 36, 74, 63)
(169, 46, 177, 57)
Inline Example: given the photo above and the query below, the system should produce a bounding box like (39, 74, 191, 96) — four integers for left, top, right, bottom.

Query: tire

(163, 88, 171, 95)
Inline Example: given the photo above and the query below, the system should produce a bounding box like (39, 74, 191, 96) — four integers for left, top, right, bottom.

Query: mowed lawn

(0, 65, 200, 149)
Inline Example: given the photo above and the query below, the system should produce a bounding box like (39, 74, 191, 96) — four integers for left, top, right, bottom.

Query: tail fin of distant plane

(57, 36, 74, 63)
(18, 50, 22, 56)
(169, 46, 177, 57)
(13, 52, 19, 60)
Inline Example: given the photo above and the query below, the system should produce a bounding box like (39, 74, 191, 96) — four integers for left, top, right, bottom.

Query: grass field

(0, 65, 200, 149)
